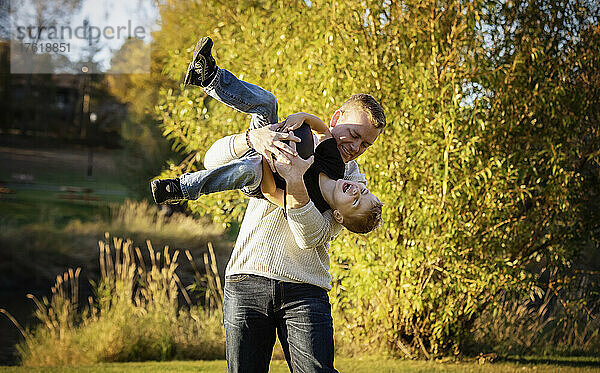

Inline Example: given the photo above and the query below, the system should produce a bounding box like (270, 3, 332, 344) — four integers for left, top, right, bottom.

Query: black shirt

(274, 137, 345, 213)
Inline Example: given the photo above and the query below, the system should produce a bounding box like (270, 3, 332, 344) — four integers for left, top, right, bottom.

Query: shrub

(4, 235, 225, 366)
(149, 0, 600, 357)
(472, 272, 600, 356)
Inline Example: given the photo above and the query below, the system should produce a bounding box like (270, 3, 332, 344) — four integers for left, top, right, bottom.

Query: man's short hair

(342, 198, 383, 234)
(340, 93, 387, 131)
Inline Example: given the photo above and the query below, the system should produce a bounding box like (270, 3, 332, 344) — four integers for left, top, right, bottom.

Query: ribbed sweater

(205, 135, 366, 290)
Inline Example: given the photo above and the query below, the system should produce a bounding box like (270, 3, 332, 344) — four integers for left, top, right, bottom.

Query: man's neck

(318, 173, 336, 206)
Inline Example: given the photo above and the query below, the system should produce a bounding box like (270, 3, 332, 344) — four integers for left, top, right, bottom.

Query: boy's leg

(186, 37, 279, 129)
(179, 155, 262, 200)
(204, 68, 279, 129)
(185, 38, 279, 198)
(202, 68, 278, 198)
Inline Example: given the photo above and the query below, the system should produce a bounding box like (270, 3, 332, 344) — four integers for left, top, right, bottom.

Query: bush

(6, 235, 225, 366)
(149, 0, 600, 357)
(472, 272, 600, 356)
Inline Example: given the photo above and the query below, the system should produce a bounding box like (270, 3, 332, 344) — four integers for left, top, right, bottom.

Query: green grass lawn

(0, 146, 129, 227)
(1, 357, 600, 373)
(0, 190, 113, 228)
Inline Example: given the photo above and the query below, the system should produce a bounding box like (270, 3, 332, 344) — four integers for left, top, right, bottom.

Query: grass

(0, 145, 129, 227)
(0, 199, 232, 289)
(1, 357, 600, 372)
(0, 146, 127, 186)
(0, 144, 233, 290)
(0, 191, 114, 231)
(5, 235, 226, 366)
(0, 146, 235, 366)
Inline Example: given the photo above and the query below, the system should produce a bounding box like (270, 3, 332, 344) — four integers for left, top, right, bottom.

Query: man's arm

(272, 143, 313, 210)
(260, 156, 285, 207)
(285, 160, 365, 248)
(204, 124, 300, 170)
(273, 145, 344, 249)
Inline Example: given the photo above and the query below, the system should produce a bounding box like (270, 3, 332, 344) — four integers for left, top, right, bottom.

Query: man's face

(332, 179, 379, 221)
(330, 109, 381, 163)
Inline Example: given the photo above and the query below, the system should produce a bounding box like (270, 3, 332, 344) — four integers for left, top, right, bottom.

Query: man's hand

(273, 141, 314, 183)
(249, 124, 300, 172)
(274, 141, 314, 209)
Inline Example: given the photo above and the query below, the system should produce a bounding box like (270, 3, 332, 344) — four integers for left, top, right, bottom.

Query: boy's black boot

(184, 37, 217, 87)
(151, 178, 184, 204)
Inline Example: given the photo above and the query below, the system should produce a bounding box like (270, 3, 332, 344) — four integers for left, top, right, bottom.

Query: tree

(151, 0, 599, 356)
(105, 36, 175, 198)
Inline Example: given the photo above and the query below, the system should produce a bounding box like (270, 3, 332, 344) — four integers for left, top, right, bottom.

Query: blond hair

(341, 198, 383, 234)
(340, 93, 387, 131)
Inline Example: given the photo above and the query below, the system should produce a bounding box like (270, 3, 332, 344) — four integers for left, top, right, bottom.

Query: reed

(472, 286, 600, 356)
(1, 233, 225, 366)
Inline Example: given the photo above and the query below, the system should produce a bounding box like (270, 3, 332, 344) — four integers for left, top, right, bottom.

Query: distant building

(0, 9, 125, 149)
(0, 0, 8, 42)
(1, 73, 126, 147)
(0, 55, 125, 148)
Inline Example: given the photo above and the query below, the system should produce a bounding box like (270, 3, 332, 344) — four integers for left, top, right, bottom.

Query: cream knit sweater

(205, 135, 366, 290)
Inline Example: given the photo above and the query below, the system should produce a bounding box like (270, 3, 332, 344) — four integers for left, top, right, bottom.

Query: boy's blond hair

(340, 94, 387, 131)
(341, 199, 383, 234)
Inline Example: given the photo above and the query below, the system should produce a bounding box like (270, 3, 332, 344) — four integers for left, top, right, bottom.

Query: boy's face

(330, 109, 381, 163)
(331, 179, 379, 222)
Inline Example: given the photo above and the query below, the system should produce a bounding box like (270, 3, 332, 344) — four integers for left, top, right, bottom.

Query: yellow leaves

(146, 0, 600, 357)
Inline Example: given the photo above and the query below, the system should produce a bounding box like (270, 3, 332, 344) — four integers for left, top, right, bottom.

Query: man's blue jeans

(179, 68, 276, 199)
(224, 274, 338, 373)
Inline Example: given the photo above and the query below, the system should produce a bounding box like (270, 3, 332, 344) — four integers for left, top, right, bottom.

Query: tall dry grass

(1, 234, 225, 366)
(0, 199, 231, 290)
(472, 284, 600, 356)
(65, 200, 226, 249)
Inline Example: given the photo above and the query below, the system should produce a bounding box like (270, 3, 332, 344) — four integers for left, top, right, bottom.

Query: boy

(152, 110, 382, 234)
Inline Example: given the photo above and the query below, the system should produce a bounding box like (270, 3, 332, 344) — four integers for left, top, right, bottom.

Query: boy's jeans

(184, 69, 337, 372)
(179, 68, 276, 199)
(224, 274, 337, 373)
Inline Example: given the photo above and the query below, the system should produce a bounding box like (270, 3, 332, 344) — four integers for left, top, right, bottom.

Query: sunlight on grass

(65, 200, 224, 244)
(2, 358, 600, 372)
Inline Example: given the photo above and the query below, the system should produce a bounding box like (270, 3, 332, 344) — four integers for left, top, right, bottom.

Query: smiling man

(180, 36, 386, 373)
(329, 96, 384, 163)
(206, 93, 386, 373)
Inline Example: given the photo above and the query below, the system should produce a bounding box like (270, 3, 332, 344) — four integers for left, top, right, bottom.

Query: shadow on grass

(505, 356, 600, 368)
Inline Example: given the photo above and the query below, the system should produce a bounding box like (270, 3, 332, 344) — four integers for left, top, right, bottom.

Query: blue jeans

(224, 274, 338, 373)
(180, 154, 263, 199)
(179, 68, 278, 199)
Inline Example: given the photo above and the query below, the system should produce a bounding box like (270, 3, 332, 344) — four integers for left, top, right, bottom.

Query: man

(185, 37, 386, 372)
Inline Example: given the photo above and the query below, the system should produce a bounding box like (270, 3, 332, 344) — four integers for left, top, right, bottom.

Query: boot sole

(184, 37, 213, 86)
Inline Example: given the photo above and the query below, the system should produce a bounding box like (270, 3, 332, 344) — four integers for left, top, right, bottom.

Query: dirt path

(0, 146, 120, 178)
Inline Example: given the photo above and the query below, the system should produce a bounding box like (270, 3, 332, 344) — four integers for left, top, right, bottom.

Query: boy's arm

(273, 147, 344, 248)
(282, 112, 332, 142)
(260, 157, 285, 207)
